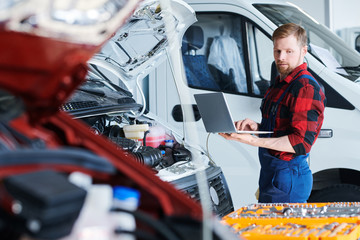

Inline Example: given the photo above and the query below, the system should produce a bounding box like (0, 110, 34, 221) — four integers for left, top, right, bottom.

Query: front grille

(171, 166, 234, 217)
(208, 173, 234, 217)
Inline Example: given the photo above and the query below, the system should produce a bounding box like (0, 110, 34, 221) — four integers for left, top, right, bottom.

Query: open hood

(88, 0, 196, 86)
(0, 0, 195, 121)
(64, 0, 196, 119)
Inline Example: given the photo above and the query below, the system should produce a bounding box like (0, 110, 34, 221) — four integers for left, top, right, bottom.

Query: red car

(0, 1, 235, 239)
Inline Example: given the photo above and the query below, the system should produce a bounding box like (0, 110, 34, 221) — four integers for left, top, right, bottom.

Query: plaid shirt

(261, 63, 326, 161)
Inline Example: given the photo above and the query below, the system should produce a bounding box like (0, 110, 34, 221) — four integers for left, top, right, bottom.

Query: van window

(247, 22, 273, 95)
(182, 13, 260, 95)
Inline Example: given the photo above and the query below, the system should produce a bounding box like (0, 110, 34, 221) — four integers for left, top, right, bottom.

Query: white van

(147, 0, 360, 208)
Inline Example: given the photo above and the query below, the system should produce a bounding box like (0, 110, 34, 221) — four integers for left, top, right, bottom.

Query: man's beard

(276, 62, 294, 79)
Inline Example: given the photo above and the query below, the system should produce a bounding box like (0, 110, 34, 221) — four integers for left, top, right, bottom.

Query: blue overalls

(258, 74, 318, 203)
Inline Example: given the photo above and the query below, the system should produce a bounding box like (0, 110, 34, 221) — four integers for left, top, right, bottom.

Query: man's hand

(219, 118, 259, 145)
(235, 118, 259, 131)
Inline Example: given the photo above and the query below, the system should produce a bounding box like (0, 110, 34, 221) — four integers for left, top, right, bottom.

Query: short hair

(272, 23, 307, 47)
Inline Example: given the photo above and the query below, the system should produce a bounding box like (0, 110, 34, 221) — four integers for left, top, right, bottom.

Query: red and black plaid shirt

(261, 63, 326, 161)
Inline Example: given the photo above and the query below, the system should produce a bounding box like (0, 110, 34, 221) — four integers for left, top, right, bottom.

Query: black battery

(3, 169, 87, 239)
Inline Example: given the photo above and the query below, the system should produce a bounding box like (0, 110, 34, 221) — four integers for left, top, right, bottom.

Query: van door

(149, 6, 276, 207)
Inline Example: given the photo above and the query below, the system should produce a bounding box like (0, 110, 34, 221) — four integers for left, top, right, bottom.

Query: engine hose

(131, 146, 162, 167)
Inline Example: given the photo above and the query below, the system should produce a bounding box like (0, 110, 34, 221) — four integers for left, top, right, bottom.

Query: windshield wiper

(337, 65, 360, 70)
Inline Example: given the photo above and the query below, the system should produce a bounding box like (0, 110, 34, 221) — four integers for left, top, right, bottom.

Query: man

(219, 23, 326, 203)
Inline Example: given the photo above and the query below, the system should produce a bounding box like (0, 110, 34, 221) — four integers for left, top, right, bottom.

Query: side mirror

(355, 34, 360, 53)
(171, 104, 201, 122)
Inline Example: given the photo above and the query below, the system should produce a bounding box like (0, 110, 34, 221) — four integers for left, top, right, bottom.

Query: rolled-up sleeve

(288, 83, 325, 155)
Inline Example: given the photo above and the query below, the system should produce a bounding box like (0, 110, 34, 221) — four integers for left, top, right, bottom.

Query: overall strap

(270, 71, 319, 116)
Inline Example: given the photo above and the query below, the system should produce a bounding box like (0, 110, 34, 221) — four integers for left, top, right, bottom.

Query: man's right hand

(235, 118, 259, 131)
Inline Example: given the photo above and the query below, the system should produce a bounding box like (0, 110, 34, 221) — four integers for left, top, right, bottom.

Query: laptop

(194, 92, 273, 134)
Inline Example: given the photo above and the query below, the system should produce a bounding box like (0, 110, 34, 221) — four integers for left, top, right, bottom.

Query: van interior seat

(207, 34, 247, 93)
(181, 25, 220, 90)
(206, 37, 237, 92)
(207, 31, 260, 95)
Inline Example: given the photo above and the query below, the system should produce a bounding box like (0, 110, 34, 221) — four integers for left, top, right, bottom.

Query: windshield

(254, 4, 360, 82)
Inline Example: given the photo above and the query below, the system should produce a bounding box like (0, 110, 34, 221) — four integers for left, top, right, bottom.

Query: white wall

(289, 0, 360, 31)
(332, 0, 360, 31)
